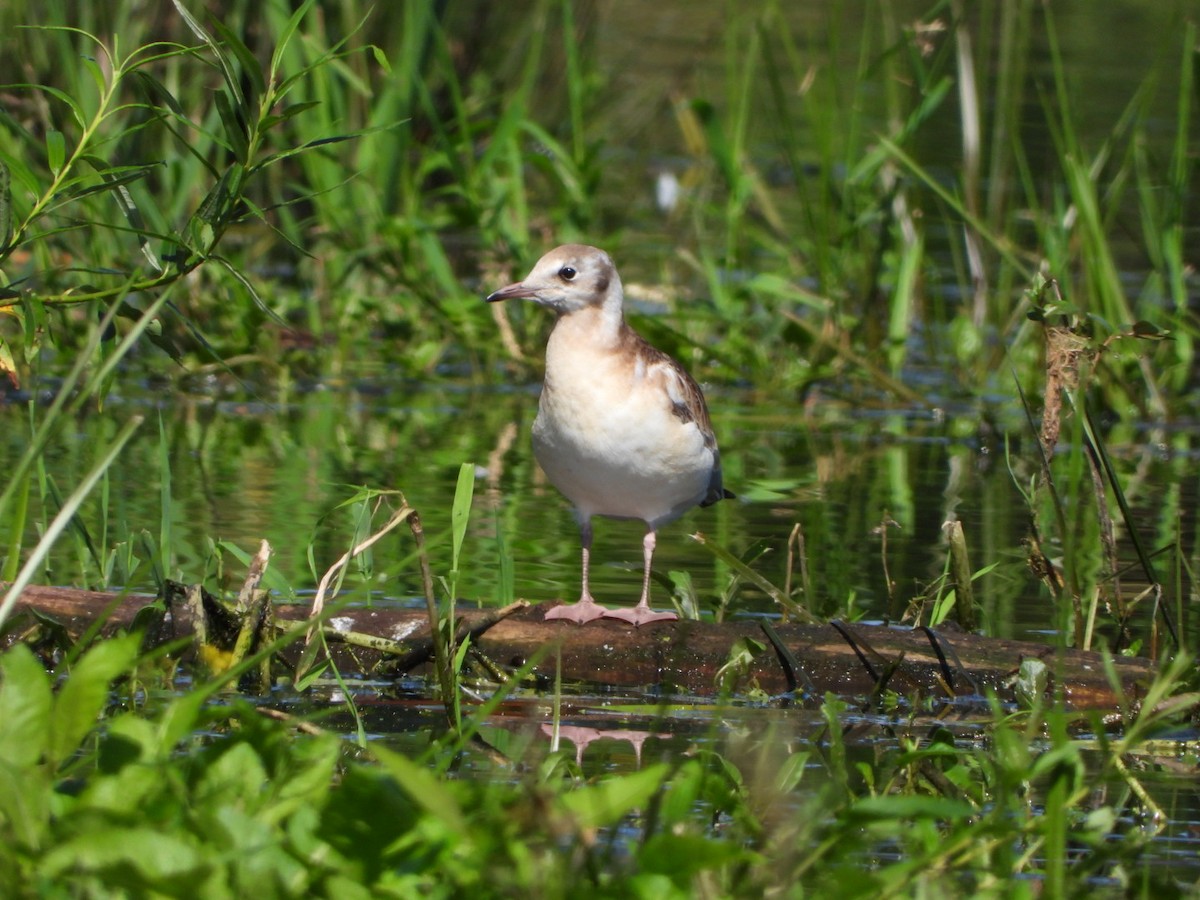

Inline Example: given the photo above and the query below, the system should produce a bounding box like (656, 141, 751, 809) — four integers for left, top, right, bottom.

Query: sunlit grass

(0, 1, 1192, 397)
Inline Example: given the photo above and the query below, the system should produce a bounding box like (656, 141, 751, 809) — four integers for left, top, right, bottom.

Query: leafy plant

(0, 0, 384, 381)
(2, 632, 1194, 897)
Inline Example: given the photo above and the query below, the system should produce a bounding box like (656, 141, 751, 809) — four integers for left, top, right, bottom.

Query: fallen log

(3, 583, 1155, 711)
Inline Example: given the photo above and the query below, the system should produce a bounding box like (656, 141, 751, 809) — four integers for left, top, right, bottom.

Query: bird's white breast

(533, 328, 714, 527)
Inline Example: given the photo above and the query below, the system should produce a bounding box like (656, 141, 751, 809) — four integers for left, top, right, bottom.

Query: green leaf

(170, 0, 212, 46)
(213, 542, 292, 598)
(215, 89, 249, 163)
(450, 462, 475, 574)
(98, 713, 157, 769)
(292, 659, 328, 691)
(129, 69, 185, 117)
(371, 744, 467, 834)
(210, 255, 289, 326)
(49, 633, 141, 767)
(715, 635, 765, 690)
(250, 125, 399, 173)
(0, 645, 53, 768)
(371, 44, 392, 74)
(83, 741, 165, 813)
(45, 130, 66, 175)
(193, 163, 241, 228)
(156, 688, 208, 754)
(158, 412, 172, 579)
(775, 750, 810, 794)
(639, 832, 751, 884)
(846, 795, 975, 822)
(57, 161, 160, 203)
(0, 158, 12, 251)
(0, 755, 52, 849)
(78, 155, 163, 272)
(0, 336, 17, 393)
(452, 633, 472, 674)
(195, 741, 267, 810)
(170, 0, 244, 116)
(272, 0, 320, 78)
(654, 759, 703, 826)
(560, 764, 668, 829)
(40, 827, 206, 888)
(80, 53, 109, 101)
(13, 82, 87, 129)
(1028, 744, 1085, 788)
(260, 100, 321, 130)
(210, 18, 265, 109)
(265, 734, 340, 820)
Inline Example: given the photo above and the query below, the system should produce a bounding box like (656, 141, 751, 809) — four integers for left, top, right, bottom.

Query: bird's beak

(485, 281, 536, 303)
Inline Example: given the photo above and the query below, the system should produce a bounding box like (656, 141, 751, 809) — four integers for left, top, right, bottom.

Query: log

(2, 583, 1155, 711)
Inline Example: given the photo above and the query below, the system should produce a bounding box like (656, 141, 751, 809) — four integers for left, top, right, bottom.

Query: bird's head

(486, 244, 621, 315)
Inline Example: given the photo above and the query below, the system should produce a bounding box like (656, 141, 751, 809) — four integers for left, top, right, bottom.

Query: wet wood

(3, 584, 1155, 710)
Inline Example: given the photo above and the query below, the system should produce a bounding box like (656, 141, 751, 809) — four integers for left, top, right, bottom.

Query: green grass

(2, 0, 1193, 396)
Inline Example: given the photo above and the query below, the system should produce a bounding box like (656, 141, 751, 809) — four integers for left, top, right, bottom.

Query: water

(5, 370, 1195, 645)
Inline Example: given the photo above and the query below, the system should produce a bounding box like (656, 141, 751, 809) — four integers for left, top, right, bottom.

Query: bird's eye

(559, 266, 577, 281)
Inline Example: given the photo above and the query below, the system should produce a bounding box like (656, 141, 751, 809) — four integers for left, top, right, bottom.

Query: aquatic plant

(0, 630, 1195, 896)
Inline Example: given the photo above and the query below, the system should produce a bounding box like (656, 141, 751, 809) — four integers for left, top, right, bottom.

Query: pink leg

(603, 528, 678, 626)
(545, 518, 608, 624)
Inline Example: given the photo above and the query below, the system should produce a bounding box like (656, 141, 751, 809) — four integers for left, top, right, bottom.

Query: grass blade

(0, 415, 143, 632)
(691, 532, 817, 623)
(450, 462, 475, 589)
(0, 159, 12, 251)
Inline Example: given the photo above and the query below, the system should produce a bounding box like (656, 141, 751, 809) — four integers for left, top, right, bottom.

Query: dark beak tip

(485, 282, 532, 304)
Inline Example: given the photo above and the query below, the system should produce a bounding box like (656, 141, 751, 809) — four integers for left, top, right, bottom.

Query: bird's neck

(549, 295, 626, 353)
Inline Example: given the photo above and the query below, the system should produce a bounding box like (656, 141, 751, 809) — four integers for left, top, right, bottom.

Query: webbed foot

(544, 599, 609, 624)
(601, 605, 678, 626)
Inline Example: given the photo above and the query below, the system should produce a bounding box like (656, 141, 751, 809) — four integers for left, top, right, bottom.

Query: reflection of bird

(487, 244, 732, 626)
(540, 724, 670, 767)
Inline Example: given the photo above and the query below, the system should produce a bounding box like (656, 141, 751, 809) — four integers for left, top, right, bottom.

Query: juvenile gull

(487, 244, 732, 626)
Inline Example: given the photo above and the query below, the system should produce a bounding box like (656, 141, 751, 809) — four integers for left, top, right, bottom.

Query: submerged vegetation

(1, 0, 1199, 895)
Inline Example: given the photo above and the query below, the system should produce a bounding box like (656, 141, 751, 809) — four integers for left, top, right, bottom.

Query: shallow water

(5, 368, 1197, 647)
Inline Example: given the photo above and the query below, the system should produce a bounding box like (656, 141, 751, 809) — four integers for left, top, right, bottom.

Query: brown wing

(628, 329, 733, 506)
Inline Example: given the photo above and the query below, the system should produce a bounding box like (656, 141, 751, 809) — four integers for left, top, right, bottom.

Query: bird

(486, 244, 732, 626)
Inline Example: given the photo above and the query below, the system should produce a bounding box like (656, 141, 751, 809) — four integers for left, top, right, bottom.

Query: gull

(486, 244, 732, 626)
